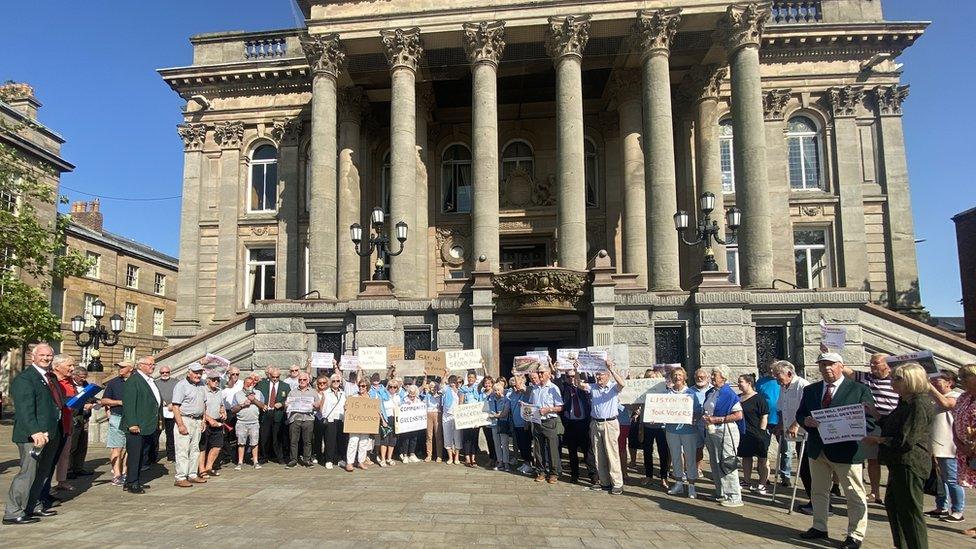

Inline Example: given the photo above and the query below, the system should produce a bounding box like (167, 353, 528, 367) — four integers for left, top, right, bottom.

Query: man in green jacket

(121, 356, 162, 494)
(3, 344, 61, 524)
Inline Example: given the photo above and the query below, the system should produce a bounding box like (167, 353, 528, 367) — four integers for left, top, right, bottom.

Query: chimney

(71, 199, 103, 233)
(0, 82, 42, 120)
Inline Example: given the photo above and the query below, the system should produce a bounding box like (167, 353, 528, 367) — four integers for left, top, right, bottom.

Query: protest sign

(395, 400, 427, 434)
(576, 350, 608, 374)
(887, 349, 938, 376)
(527, 350, 551, 368)
(453, 401, 491, 429)
(358, 347, 388, 370)
(339, 355, 359, 372)
(618, 378, 668, 405)
(203, 353, 231, 368)
(556, 348, 583, 370)
(416, 350, 447, 378)
(513, 355, 542, 374)
(445, 349, 482, 372)
(819, 319, 847, 351)
(311, 352, 334, 371)
(388, 347, 405, 363)
(519, 402, 542, 424)
(810, 403, 866, 444)
(642, 393, 694, 424)
(285, 395, 315, 414)
(343, 397, 380, 434)
(393, 359, 426, 377)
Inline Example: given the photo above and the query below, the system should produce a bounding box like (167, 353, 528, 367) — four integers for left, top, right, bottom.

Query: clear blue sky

(4, 1, 970, 316)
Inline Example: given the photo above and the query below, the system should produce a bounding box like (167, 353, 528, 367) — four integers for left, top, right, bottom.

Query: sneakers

(311, 458, 318, 465)
(667, 482, 684, 496)
(325, 462, 334, 470)
(720, 498, 744, 508)
(610, 487, 623, 495)
(687, 485, 697, 499)
(254, 463, 263, 470)
(286, 461, 298, 468)
(111, 475, 124, 487)
(409, 455, 420, 463)
(753, 485, 769, 496)
(399, 453, 407, 462)
(338, 460, 347, 468)
(924, 508, 949, 518)
(942, 512, 966, 523)
(234, 464, 242, 471)
(387, 459, 396, 467)
(378, 460, 387, 468)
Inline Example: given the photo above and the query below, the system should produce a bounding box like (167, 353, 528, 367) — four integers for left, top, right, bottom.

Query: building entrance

(497, 313, 585, 379)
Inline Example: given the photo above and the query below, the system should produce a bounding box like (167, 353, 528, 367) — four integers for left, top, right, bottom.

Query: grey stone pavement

(0, 422, 970, 548)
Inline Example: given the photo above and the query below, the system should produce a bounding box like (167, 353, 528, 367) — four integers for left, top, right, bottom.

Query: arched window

(441, 144, 472, 213)
(501, 140, 534, 180)
(719, 119, 735, 193)
(249, 144, 278, 212)
(786, 116, 823, 190)
(584, 138, 599, 208)
(380, 150, 391, 214)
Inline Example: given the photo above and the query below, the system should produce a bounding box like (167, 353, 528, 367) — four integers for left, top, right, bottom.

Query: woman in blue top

(664, 367, 703, 499)
(702, 365, 745, 508)
(458, 372, 486, 467)
(488, 382, 511, 471)
(479, 375, 498, 467)
(441, 375, 462, 465)
(508, 377, 533, 473)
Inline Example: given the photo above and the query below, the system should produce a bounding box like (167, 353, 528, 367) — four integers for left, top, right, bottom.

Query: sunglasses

(290, 369, 299, 372)
(160, 372, 171, 375)
(229, 373, 240, 376)
(358, 384, 368, 388)
(317, 382, 328, 386)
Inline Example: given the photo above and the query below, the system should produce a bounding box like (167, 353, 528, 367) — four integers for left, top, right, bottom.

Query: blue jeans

(936, 457, 966, 514)
(778, 438, 794, 480)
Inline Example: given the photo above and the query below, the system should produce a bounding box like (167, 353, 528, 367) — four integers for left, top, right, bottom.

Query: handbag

(718, 423, 741, 477)
(923, 463, 940, 497)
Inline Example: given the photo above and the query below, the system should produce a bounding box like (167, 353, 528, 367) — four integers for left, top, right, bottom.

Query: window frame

(85, 251, 101, 279)
(501, 139, 535, 180)
(123, 346, 136, 362)
(786, 115, 825, 191)
(793, 227, 832, 289)
(440, 143, 473, 214)
(125, 302, 137, 333)
(152, 308, 165, 337)
(248, 143, 279, 213)
(125, 264, 139, 289)
(245, 246, 277, 306)
(719, 118, 735, 193)
(153, 273, 166, 295)
(83, 293, 98, 328)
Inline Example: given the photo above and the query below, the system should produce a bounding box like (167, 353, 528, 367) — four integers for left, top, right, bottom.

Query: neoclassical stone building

(158, 0, 976, 376)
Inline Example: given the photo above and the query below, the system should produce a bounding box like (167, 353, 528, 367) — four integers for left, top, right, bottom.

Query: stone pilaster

(381, 27, 424, 296)
(212, 121, 244, 322)
(687, 64, 729, 271)
(337, 87, 366, 300)
(718, 2, 774, 289)
(633, 8, 682, 291)
(612, 69, 647, 288)
(416, 84, 434, 298)
(301, 33, 345, 301)
(546, 14, 590, 270)
(464, 20, 506, 273)
(272, 117, 304, 300)
(172, 123, 207, 332)
(762, 88, 796, 284)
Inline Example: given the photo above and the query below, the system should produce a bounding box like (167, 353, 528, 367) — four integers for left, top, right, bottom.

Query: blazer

(255, 378, 291, 422)
(795, 378, 875, 464)
(121, 373, 161, 435)
(10, 365, 61, 444)
(560, 382, 592, 420)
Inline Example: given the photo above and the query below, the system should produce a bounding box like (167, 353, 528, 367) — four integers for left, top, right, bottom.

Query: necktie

(571, 388, 581, 418)
(821, 383, 834, 408)
(269, 383, 277, 407)
(45, 373, 64, 408)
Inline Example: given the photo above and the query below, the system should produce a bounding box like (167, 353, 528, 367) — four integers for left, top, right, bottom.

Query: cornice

(760, 22, 927, 62)
(158, 59, 311, 98)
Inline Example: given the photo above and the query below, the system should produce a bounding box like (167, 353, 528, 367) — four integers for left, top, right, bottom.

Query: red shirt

(58, 378, 77, 435)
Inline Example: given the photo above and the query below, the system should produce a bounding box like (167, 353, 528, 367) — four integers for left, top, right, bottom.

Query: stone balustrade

(771, 1, 822, 24)
(245, 37, 288, 59)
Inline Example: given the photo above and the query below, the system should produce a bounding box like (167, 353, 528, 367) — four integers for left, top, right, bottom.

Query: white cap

(816, 352, 844, 364)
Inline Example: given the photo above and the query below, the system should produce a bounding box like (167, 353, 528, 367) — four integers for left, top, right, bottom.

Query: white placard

(642, 393, 694, 424)
(618, 378, 669, 405)
(576, 350, 608, 373)
(587, 344, 630, 371)
(311, 352, 334, 371)
(395, 401, 428, 434)
(513, 355, 543, 374)
(556, 348, 583, 370)
(357, 347, 388, 370)
(887, 349, 938, 376)
(203, 353, 231, 368)
(519, 402, 542, 425)
(453, 401, 491, 429)
(285, 395, 315, 414)
(393, 359, 427, 377)
(820, 320, 847, 352)
(526, 350, 551, 368)
(810, 403, 866, 444)
(445, 349, 482, 372)
(339, 355, 359, 372)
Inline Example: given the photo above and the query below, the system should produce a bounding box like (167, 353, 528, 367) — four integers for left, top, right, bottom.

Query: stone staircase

(859, 302, 976, 371)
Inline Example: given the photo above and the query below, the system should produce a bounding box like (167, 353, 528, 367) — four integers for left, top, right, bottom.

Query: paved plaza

(0, 422, 969, 548)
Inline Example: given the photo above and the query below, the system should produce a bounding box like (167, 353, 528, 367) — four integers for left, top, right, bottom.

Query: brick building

(954, 206, 976, 343)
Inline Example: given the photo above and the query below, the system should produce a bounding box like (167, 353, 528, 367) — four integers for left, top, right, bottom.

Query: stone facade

(155, 1, 976, 377)
(954, 207, 976, 343)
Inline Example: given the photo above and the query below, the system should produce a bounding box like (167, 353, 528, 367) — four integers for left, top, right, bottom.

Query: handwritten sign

(820, 320, 847, 351)
(343, 397, 380, 434)
(810, 403, 866, 444)
(388, 347, 405, 363)
(556, 348, 583, 370)
(887, 349, 938, 376)
(445, 349, 482, 372)
(285, 395, 315, 414)
(311, 352, 334, 371)
(416, 350, 447, 378)
(576, 350, 608, 374)
(519, 402, 542, 424)
(513, 355, 543, 374)
(358, 347, 388, 370)
(339, 355, 359, 372)
(642, 393, 694, 424)
(395, 400, 427, 434)
(393, 359, 426, 377)
(618, 378, 668, 405)
(453, 401, 491, 429)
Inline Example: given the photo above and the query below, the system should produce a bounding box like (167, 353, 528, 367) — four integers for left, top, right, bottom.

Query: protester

(316, 374, 346, 469)
(458, 372, 483, 467)
(219, 366, 243, 465)
(198, 371, 227, 478)
(925, 370, 965, 522)
(400, 385, 423, 463)
(953, 363, 976, 539)
(286, 372, 316, 468)
(231, 374, 266, 470)
(345, 380, 373, 471)
(509, 375, 533, 473)
(172, 362, 207, 487)
(703, 365, 745, 507)
(640, 370, 670, 489)
(256, 367, 289, 464)
(121, 356, 161, 494)
(156, 365, 178, 462)
(617, 403, 633, 483)
(578, 361, 625, 495)
(561, 368, 596, 484)
(528, 368, 563, 483)
(284, 364, 302, 390)
(422, 378, 443, 462)
(664, 367, 702, 498)
(691, 368, 712, 477)
(796, 352, 875, 549)
(442, 375, 462, 465)
(861, 362, 933, 549)
(101, 360, 133, 486)
(772, 360, 810, 493)
(843, 352, 896, 504)
(375, 378, 400, 467)
(479, 375, 498, 466)
(736, 374, 771, 495)
(488, 382, 511, 471)
(756, 362, 781, 440)
(67, 366, 93, 479)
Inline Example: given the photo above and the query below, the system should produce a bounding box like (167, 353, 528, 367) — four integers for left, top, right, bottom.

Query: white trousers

(346, 434, 371, 465)
(174, 417, 202, 480)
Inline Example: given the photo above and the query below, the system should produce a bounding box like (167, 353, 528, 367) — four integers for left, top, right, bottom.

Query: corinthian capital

(463, 21, 506, 67)
(763, 89, 793, 120)
(300, 33, 346, 78)
(177, 123, 207, 151)
(828, 85, 866, 118)
(381, 28, 424, 72)
(874, 84, 909, 116)
(717, 3, 771, 54)
(545, 15, 591, 61)
(632, 8, 682, 58)
(271, 117, 304, 145)
(684, 64, 728, 103)
(338, 87, 369, 124)
(213, 121, 244, 149)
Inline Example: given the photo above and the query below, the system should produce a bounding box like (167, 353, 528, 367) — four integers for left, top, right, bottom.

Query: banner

(618, 378, 668, 405)
(416, 350, 447, 378)
(819, 319, 847, 351)
(887, 349, 938, 376)
(343, 397, 380, 434)
(576, 350, 608, 374)
(311, 352, 334, 371)
(513, 355, 543, 374)
(519, 401, 542, 424)
(339, 355, 359, 372)
(445, 349, 482, 372)
(395, 401, 428, 434)
(393, 359, 426, 377)
(285, 395, 315, 414)
(453, 401, 491, 429)
(810, 403, 866, 444)
(358, 347, 388, 370)
(642, 393, 693, 424)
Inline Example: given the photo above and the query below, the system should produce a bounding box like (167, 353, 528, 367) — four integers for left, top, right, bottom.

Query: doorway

(497, 313, 585, 379)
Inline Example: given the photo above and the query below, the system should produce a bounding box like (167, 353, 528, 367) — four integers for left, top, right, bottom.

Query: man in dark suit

(558, 369, 597, 484)
(256, 367, 290, 464)
(795, 352, 876, 549)
(121, 356, 162, 494)
(3, 343, 61, 525)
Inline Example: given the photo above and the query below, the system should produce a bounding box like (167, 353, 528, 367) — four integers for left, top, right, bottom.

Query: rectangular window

(654, 326, 687, 365)
(123, 346, 135, 362)
(720, 136, 734, 193)
(151, 348, 162, 356)
(85, 251, 100, 279)
(153, 308, 165, 336)
(250, 160, 278, 212)
(726, 244, 740, 285)
(125, 264, 139, 288)
(247, 247, 276, 304)
(125, 302, 137, 333)
(316, 331, 344, 356)
(83, 294, 98, 327)
(794, 229, 831, 289)
(154, 273, 166, 295)
(404, 328, 433, 360)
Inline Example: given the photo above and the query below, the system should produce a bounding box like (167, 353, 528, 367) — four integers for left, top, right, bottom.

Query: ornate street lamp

(673, 192, 742, 272)
(70, 299, 123, 372)
(350, 206, 408, 281)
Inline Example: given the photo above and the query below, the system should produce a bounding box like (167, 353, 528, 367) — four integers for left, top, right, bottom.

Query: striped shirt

(854, 371, 899, 416)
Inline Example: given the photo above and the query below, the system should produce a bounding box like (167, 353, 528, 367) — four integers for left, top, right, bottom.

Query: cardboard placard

(618, 378, 669, 405)
(343, 397, 380, 434)
(576, 350, 608, 374)
(445, 349, 482, 372)
(887, 350, 938, 376)
(388, 347, 405, 363)
(416, 350, 447, 378)
(393, 359, 426, 377)
(642, 393, 694, 424)
(311, 352, 334, 371)
(357, 347, 388, 370)
(453, 401, 491, 429)
(395, 400, 428, 434)
(513, 355, 543, 374)
(339, 355, 359, 372)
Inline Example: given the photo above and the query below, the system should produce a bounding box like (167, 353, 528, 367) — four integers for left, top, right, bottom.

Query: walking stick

(788, 434, 807, 515)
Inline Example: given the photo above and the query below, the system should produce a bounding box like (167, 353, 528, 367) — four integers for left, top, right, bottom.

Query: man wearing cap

(100, 360, 133, 486)
(795, 352, 876, 549)
(171, 363, 207, 487)
(197, 370, 227, 478)
(121, 356, 162, 494)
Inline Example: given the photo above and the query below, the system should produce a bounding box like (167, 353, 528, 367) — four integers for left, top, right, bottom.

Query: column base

(692, 271, 739, 292)
(358, 280, 396, 299)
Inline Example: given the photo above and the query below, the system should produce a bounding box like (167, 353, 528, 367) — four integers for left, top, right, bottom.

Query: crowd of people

(3, 342, 976, 548)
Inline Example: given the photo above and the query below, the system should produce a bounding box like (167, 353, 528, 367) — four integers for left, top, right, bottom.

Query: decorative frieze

(828, 85, 866, 118)
(492, 268, 588, 313)
(177, 122, 207, 151)
(462, 21, 506, 67)
(762, 88, 793, 120)
(631, 8, 682, 57)
(545, 15, 591, 60)
(717, 3, 771, 54)
(381, 27, 424, 72)
(874, 84, 909, 116)
(270, 117, 304, 145)
(300, 33, 346, 78)
(213, 121, 244, 149)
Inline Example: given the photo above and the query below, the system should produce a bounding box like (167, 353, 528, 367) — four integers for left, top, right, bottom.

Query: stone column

(612, 70, 648, 288)
(337, 88, 366, 300)
(874, 84, 924, 314)
(633, 8, 682, 291)
(688, 65, 729, 271)
(173, 123, 206, 332)
(718, 3, 774, 289)
(464, 21, 506, 272)
(546, 15, 590, 271)
(762, 89, 796, 284)
(301, 33, 346, 300)
(212, 121, 244, 322)
(828, 86, 871, 290)
(416, 85, 434, 297)
(272, 117, 304, 300)
(381, 28, 424, 296)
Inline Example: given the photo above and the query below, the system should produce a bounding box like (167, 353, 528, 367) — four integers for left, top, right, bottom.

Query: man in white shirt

(772, 360, 810, 490)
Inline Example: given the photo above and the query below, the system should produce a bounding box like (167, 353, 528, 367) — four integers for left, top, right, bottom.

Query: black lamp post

(673, 192, 742, 272)
(70, 299, 123, 372)
(350, 206, 408, 281)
